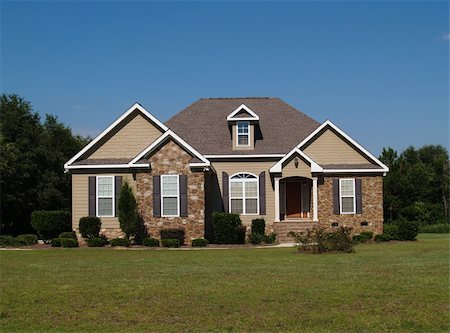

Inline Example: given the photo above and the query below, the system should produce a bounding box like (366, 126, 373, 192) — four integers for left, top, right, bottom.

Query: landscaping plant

(118, 182, 139, 242)
(79, 216, 101, 239)
(143, 237, 160, 247)
(30, 211, 71, 243)
(160, 229, 185, 245)
(289, 226, 354, 253)
(212, 212, 245, 244)
(110, 238, 130, 247)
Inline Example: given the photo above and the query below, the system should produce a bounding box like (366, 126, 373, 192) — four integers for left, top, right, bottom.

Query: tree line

(0, 94, 448, 235)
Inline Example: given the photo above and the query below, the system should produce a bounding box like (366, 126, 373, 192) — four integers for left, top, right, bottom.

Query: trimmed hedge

(418, 224, 450, 233)
(251, 219, 265, 236)
(31, 211, 71, 243)
(61, 238, 78, 248)
(161, 238, 179, 248)
(15, 234, 38, 246)
(59, 232, 76, 239)
(263, 233, 277, 244)
(51, 238, 62, 247)
(0, 235, 19, 247)
(79, 217, 101, 239)
(160, 229, 185, 245)
(384, 220, 419, 241)
(249, 232, 264, 245)
(87, 236, 109, 247)
(110, 238, 130, 247)
(192, 238, 208, 247)
(353, 231, 374, 243)
(143, 237, 160, 247)
(212, 212, 245, 244)
(374, 234, 390, 242)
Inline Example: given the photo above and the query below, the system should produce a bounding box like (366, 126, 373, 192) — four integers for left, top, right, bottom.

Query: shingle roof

(72, 158, 130, 165)
(322, 164, 383, 170)
(165, 98, 321, 155)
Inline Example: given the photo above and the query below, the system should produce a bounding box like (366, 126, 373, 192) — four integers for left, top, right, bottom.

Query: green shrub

(383, 224, 399, 240)
(51, 238, 62, 247)
(143, 237, 160, 247)
(352, 231, 373, 243)
(212, 212, 245, 244)
(263, 233, 277, 244)
(251, 219, 265, 236)
(289, 227, 353, 254)
(374, 234, 390, 242)
(161, 238, 179, 248)
(249, 232, 264, 245)
(160, 229, 185, 245)
(31, 211, 71, 243)
(87, 236, 109, 247)
(192, 238, 208, 247)
(110, 238, 130, 247)
(0, 235, 19, 247)
(118, 182, 139, 241)
(396, 220, 419, 241)
(79, 216, 101, 239)
(61, 238, 78, 248)
(15, 234, 38, 245)
(418, 224, 450, 233)
(58, 231, 76, 239)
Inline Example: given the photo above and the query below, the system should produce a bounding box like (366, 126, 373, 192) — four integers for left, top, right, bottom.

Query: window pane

(245, 181, 258, 197)
(230, 182, 243, 198)
(237, 122, 249, 134)
(341, 197, 354, 213)
(341, 179, 354, 196)
(238, 135, 249, 145)
(98, 198, 113, 216)
(98, 177, 113, 196)
(162, 176, 178, 196)
(245, 198, 258, 214)
(163, 197, 178, 216)
(231, 199, 243, 214)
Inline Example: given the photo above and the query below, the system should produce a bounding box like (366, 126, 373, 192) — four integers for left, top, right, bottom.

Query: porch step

(273, 222, 318, 243)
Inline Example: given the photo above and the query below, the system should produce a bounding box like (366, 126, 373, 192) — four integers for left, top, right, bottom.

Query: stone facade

(317, 175, 384, 234)
(135, 140, 206, 245)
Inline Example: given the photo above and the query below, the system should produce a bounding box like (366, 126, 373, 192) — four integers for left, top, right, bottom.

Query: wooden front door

(286, 182, 301, 217)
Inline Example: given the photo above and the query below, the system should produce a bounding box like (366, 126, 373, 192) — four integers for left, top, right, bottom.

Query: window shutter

(333, 179, 340, 215)
(355, 178, 362, 214)
(114, 176, 122, 217)
(88, 176, 96, 217)
(153, 175, 161, 217)
(301, 181, 311, 212)
(222, 172, 229, 212)
(179, 175, 188, 217)
(259, 172, 266, 215)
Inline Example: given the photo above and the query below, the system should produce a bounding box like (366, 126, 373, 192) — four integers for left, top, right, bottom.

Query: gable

(282, 154, 312, 179)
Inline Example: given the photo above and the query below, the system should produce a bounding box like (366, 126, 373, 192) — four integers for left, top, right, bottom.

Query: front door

(286, 182, 301, 217)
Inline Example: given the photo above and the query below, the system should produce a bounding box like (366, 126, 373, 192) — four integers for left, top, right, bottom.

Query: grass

(0, 234, 449, 332)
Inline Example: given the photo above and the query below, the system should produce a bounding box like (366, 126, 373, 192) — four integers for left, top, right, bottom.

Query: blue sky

(2, 1, 448, 156)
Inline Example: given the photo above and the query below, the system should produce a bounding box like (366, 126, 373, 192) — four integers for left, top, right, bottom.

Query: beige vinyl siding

(232, 123, 255, 150)
(211, 161, 275, 225)
(72, 173, 136, 230)
(88, 112, 163, 159)
(304, 128, 370, 165)
(282, 156, 312, 179)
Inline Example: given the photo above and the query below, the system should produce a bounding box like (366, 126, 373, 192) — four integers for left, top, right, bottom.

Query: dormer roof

(226, 104, 260, 121)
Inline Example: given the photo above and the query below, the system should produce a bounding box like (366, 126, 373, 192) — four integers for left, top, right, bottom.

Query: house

(65, 98, 388, 243)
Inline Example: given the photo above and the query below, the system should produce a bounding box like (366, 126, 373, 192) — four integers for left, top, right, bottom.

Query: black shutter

(179, 175, 188, 217)
(88, 176, 96, 216)
(259, 172, 266, 215)
(153, 175, 161, 217)
(301, 181, 311, 212)
(333, 179, 340, 215)
(115, 176, 122, 217)
(355, 178, 362, 214)
(222, 172, 229, 212)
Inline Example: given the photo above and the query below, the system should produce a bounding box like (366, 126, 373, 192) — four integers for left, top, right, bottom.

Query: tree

(118, 182, 139, 241)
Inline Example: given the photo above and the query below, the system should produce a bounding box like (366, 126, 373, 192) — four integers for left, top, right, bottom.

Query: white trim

(204, 154, 285, 158)
(236, 121, 250, 147)
(296, 120, 389, 172)
(323, 169, 385, 173)
(274, 177, 280, 222)
(64, 103, 168, 169)
(66, 164, 133, 170)
(161, 175, 180, 217)
(312, 177, 318, 221)
(229, 172, 259, 215)
(227, 104, 260, 121)
(96, 176, 115, 217)
(269, 148, 323, 173)
(339, 178, 356, 214)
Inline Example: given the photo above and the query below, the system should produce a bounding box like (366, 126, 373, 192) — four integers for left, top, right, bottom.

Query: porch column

(274, 177, 281, 222)
(312, 177, 318, 222)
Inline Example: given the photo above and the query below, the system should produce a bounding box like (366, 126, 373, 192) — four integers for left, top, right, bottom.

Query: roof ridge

(202, 97, 274, 100)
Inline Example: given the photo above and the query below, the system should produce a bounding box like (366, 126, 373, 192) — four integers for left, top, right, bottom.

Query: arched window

(229, 173, 259, 215)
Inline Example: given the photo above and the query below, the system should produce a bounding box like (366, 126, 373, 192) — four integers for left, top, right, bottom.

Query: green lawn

(1, 234, 449, 332)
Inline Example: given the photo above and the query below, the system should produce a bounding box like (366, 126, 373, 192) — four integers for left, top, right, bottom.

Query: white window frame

(339, 178, 356, 214)
(229, 173, 259, 215)
(96, 176, 115, 217)
(161, 174, 180, 217)
(236, 121, 250, 147)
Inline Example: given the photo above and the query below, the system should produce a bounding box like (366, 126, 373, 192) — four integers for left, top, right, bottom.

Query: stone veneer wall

(317, 175, 383, 234)
(135, 140, 206, 245)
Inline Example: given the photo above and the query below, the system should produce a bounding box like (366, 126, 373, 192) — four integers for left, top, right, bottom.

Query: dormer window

(237, 121, 250, 146)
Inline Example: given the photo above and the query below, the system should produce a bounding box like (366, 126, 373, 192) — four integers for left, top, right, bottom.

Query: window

(340, 178, 356, 214)
(237, 121, 250, 146)
(97, 176, 114, 217)
(161, 175, 179, 217)
(229, 173, 258, 215)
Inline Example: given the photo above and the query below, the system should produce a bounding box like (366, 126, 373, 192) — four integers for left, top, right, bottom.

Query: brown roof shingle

(165, 98, 320, 155)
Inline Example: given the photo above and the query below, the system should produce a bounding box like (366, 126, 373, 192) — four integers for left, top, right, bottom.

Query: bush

(396, 220, 419, 241)
(58, 231, 76, 239)
(212, 212, 245, 244)
(249, 232, 264, 245)
(289, 226, 353, 254)
(31, 211, 71, 243)
(352, 231, 374, 243)
(0, 235, 19, 247)
(143, 237, 160, 247)
(79, 216, 101, 239)
(192, 238, 208, 247)
(110, 238, 130, 247)
(87, 236, 109, 247)
(418, 224, 450, 233)
(383, 224, 399, 240)
(15, 234, 38, 245)
(118, 182, 139, 241)
(251, 219, 265, 236)
(374, 234, 390, 242)
(160, 229, 185, 245)
(51, 238, 62, 247)
(161, 238, 179, 248)
(263, 233, 277, 244)
(61, 238, 78, 248)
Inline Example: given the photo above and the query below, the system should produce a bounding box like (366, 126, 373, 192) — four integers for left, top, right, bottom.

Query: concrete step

(273, 222, 319, 243)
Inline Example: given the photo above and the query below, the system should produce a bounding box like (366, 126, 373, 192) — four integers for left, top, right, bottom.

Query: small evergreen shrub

(143, 237, 160, 247)
(352, 231, 374, 243)
(58, 232, 76, 239)
(0, 235, 19, 247)
(289, 226, 353, 254)
(383, 224, 399, 240)
(15, 234, 38, 245)
(396, 220, 419, 241)
(263, 233, 277, 244)
(212, 212, 245, 244)
(118, 182, 139, 241)
(161, 238, 179, 248)
(79, 217, 101, 239)
(249, 232, 264, 245)
(51, 238, 62, 247)
(192, 238, 208, 247)
(374, 234, 390, 242)
(418, 224, 450, 233)
(87, 236, 109, 247)
(160, 229, 185, 245)
(31, 211, 71, 243)
(110, 238, 130, 247)
(251, 219, 265, 236)
(61, 238, 78, 248)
